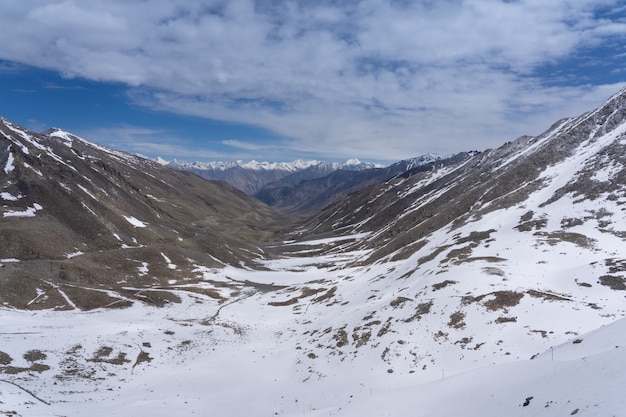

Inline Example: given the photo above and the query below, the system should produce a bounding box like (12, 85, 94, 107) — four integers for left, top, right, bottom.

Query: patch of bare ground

(515, 211, 548, 231)
(448, 311, 466, 329)
(605, 258, 626, 273)
(461, 290, 524, 311)
(377, 318, 393, 337)
(418, 245, 450, 265)
(351, 317, 389, 348)
(268, 287, 326, 306)
(172, 286, 227, 302)
(24, 350, 46, 362)
(433, 330, 449, 342)
(133, 351, 152, 368)
(432, 280, 457, 290)
(454, 337, 473, 348)
(519, 210, 534, 223)
(599, 275, 626, 290)
(443, 245, 474, 263)
(362, 311, 376, 321)
(527, 289, 572, 301)
(438, 230, 499, 265)
(389, 239, 428, 262)
(464, 290, 525, 311)
(453, 256, 507, 265)
(0, 350, 50, 374)
(88, 346, 130, 365)
(352, 330, 371, 348)
(534, 231, 597, 249)
(202, 319, 247, 336)
(483, 267, 505, 276)
(333, 328, 349, 348)
(61, 285, 134, 310)
(561, 217, 585, 228)
(55, 345, 98, 381)
(484, 291, 524, 311)
(381, 346, 390, 362)
(0, 352, 12, 365)
(1, 363, 51, 374)
(268, 297, 299, 307)
(530, 329, 550, 338)
(404, 300, 433, 322)
(495, 316, 517, 323)
(119, 289, 181, 307)
(389, 296, 412, 308)
(455, 230, 497, 245)
(311, 286, 337, 304)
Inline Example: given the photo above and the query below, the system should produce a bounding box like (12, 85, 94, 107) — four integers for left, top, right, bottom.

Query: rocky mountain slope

(0, 121, 289, 309)
(2, 86, 626, 416)
(167, 158, 381, 195)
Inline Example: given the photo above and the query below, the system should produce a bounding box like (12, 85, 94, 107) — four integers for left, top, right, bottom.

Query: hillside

(0, 120, 289, 309)
(2, 86, 626, 416)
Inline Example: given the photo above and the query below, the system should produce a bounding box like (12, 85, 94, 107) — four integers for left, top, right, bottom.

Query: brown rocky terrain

(0, 121, 291, 309)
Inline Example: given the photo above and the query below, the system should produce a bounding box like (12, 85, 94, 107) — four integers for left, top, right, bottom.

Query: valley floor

(1, 234, 625, 417)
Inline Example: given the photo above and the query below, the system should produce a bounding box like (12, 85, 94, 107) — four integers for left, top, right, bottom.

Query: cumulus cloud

(1, 0, 626, 160)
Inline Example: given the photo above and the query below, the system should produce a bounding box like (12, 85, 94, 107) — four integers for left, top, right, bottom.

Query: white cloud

(1, 0, 626, 160)
(221, 139, 267, 151)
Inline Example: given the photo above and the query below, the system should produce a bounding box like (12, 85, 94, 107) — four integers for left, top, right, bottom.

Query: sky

(1, 0, 626, 164)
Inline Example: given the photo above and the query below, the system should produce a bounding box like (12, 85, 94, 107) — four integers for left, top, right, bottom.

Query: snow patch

(65, 251, 84, 259)
(77, 184, 98, 200)
(0, 192, 23, 201)
(124, 216, 148, 228)
(22, 162, 42, 176)
(4, 146, 15, 173)
(3, 203, 43, 217)
(137, 262, 149, 276)
(47, 129, 74, 147)
(161, 252, 177, 270)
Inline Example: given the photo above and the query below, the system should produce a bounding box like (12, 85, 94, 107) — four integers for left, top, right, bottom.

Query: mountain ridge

(1, 120, 290, 309)
(254, 153, 462, 215)
(167, 157, 384, 195)
(168, 157, 382, 172)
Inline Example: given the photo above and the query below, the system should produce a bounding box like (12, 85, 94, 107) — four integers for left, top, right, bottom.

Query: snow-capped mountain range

(167, 157, 385, 195)
(169, 157, 380, 172)
(254, 152, 464, 215)
(166, 156, 442, 215)
(2, 86, 626, 416)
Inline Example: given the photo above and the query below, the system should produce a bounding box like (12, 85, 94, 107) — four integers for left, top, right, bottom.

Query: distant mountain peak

(155, 156, 169, 165)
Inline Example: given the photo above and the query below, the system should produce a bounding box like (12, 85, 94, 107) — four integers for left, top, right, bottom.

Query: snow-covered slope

(0, 243, 624, 416)
(2, 86, 626, 416)
(330, 316, 626, 417)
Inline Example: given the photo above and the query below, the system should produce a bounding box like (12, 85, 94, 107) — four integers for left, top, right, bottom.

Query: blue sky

(1, 1, 626, 164)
